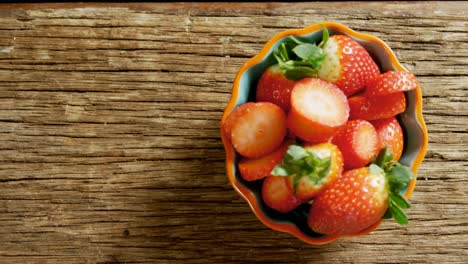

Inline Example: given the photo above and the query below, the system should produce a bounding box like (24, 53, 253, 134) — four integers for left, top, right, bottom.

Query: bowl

(221, 21, 428, 245)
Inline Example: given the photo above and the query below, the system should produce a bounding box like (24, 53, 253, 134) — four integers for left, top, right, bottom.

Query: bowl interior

(228, 26, 426, 239)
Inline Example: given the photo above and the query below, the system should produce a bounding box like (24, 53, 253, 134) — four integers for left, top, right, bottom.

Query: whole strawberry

(268, 28, 380, 97)
(317, 35, 380, 96)
(308, 148, 413, 236)
(256, 64, 296, 112)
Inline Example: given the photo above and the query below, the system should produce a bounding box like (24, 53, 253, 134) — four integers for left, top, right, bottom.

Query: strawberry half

(371, 117, 404, 161)
(317, 35, 381, 96)
(238, 139, 292, 182)
(229, 102, 287, 159)
(271, 143, 344, 202)
(287, 78, 349, 143)
(308, 148, 414, 236)
(256, 64, 296, 112)
(262, 176, 301, 213)
(331, 119, 379, 170)
(348, 92, 406, 121)
(366, 71, 419, 96)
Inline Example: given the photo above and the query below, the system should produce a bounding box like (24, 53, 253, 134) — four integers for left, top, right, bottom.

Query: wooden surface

(0, 2, 467, 263)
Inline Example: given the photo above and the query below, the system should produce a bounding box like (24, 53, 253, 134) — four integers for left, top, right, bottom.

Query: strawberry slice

(222, 102, 252, 141)
(331, 120, 379, 170)
(262, 176, 301, 213)
(272, 143, 344, 202)
(371, 117, 404, 161)
(238, 139, 292, 182)
(348, 92, 406, 121)
(287, 78, 349, 143)
(230, 102, 287, 159)
(308, 149, 415, 236)
(317, 35, 381, 96)
(256, 64, 296, 112)
(366, 71, 419, 96)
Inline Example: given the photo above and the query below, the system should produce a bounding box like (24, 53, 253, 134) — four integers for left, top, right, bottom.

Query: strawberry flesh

(231, 102, 287, 159)
(332, 120, 379, 170)
(238, 139, 292, 182)
(287, 78, 349, 143)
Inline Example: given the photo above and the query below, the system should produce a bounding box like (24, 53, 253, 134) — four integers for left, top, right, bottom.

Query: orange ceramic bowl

(221, 22, 428, 245)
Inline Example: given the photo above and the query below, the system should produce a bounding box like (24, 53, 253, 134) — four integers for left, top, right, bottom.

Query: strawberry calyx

(272, 27, 329, 81)
(271, 144, 331, 194)
(372, 147, 414, 225)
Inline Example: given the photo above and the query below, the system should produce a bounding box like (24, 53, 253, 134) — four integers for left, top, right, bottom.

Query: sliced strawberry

(256, 64, 296, 112)
(371, 117, 404, 161)
(238, 139, 292, 182)
(318, 35, 381, 97)
(262, 176, 301, 213)
(366, 71, 419, 96)
(222, 102, 252, 141)
(287, 78, 349, 143)
(331, 120, 379, 170)
(231, 102, 287, 159)
(308, 150, 415, 236)
(348, 92, 406, 121)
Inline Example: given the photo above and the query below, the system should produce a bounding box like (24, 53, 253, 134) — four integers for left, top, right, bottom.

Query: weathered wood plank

(0, 2, 466, 264)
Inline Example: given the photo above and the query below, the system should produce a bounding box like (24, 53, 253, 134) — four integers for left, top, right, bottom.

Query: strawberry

(262, 176, 301, 213)
(317, 35, 381, 96)
(269, 28, 380, 97)
(366, 71, 419, 96)
(371, 117, 404, 161)
(229, 102, 287, 159)
(308, 148, 414, 236)
(331, 119, 379, 170)
(222, 102, 251, 141)
(348, 92, 406, 121)
(271, 143, 343, 202)
(287, 78, 349, 143)
(256, 64, 296, 112)
(238, 139, 292, 182)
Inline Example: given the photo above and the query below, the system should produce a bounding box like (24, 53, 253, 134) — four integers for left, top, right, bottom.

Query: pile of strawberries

(223, 28, 418, 236)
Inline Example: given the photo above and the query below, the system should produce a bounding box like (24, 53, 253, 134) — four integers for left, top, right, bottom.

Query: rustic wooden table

(0, 2, 466, 263)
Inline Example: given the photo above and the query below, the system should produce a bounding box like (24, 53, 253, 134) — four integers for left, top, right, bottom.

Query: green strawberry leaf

(292, 43, 324, 69)
(284, 66, 318, 81)
(390, 193, 411, 209)
(318, 25, 329, 48)
(387, 164, 414, 192)
(389, 200, 409, 225)
(271, 27, 330, 81)
(271, 144, 332, 194)
(373, 147, 394, 168)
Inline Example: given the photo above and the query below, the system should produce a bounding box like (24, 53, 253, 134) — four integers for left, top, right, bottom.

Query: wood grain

(0, 2, 467, 263)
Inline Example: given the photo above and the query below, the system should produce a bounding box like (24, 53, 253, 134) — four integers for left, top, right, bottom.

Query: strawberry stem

(372, 147, 414, 225)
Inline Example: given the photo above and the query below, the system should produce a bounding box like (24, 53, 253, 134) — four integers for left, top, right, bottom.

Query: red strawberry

(331, 120, 379, 170)
(308, 154, 414, 236)
(295, 143, 344, 202)
(262, 176, 301, 213)
(371, 118, 404, 161)
(366, 71, 419, 96)
(256, 64, 296, 112)
(238, 139, 292, 182)
(317, 35, 380, 97)
(229, 102, 287, 159)
(287, 78, 349, 143)
(348, 92, 406, 121)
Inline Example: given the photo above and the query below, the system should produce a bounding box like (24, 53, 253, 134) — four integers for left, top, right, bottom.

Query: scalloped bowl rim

(221, 21, 428, 245)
